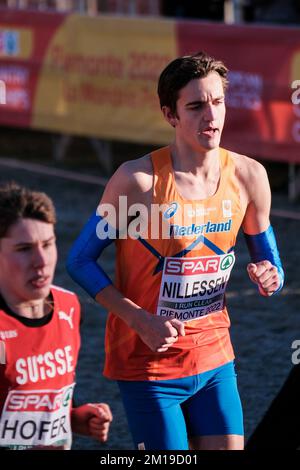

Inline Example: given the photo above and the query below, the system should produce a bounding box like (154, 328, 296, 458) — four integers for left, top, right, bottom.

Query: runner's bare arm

(97, 158, 151, 232)
(238, 157, 283, 295)
(96, 158, 185, 351)
(241, 158, 271, 234)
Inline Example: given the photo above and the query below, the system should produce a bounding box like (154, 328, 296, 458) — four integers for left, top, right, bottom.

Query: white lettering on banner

(15, 346, 74, 385)
(291, 82, 300, 142)
(0, 384, 74, 447)
(291, 80, 300, 105)
(292, 103, 300, 142)
(156, 253, 235, 322)
(227, 71, 262, 110)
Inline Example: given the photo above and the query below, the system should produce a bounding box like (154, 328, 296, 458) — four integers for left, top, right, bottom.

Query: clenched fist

(247, 260, 281, 296)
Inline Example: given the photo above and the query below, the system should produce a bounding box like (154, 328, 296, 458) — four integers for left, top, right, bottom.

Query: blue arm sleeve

(244, 225, 284, 294)
(66, 213, 115, 298)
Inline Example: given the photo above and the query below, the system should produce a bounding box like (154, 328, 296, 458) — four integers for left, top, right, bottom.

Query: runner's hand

(134, 311, 185, 352)
(71, 403, 112, 442)
(247, 260, 281, 296)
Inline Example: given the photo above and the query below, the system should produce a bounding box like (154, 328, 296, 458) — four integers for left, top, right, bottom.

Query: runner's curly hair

(0, 181, 56, 238)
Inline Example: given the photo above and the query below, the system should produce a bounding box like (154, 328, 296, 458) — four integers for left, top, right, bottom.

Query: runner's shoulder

(230, 151, 268, 188)
(107, 154, 153, 194)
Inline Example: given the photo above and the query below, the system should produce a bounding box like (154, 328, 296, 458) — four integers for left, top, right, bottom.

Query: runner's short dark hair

(158, 51, 228, 115)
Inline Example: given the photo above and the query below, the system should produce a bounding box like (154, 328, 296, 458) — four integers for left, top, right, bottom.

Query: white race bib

(156, 253, 235, 322)
(0, 383, 74, 449)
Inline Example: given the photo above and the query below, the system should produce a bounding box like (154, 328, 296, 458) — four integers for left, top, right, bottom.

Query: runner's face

(172, 72, 226, 151)
(0, 219, 57, 304)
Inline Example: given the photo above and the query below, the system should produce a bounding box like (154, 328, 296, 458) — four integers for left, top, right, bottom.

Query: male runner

(67, 51, 284, 450)
(0, 182, 112, 449)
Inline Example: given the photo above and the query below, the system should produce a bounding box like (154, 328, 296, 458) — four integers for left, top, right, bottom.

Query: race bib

(0, 383, 74, 449)
(156, 253, 235, 322)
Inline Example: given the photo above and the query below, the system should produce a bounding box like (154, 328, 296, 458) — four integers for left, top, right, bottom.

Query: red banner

(0, 9, 66, 127)
(0, 10, 299, 163)
(177, 21, 300, 162)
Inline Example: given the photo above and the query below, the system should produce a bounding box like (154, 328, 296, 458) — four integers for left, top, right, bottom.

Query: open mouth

(200, 127, 218, 137)
(30, 276, 50, 288)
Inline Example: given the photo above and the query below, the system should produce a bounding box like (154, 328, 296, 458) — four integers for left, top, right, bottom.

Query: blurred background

(0, 0, 299, 450)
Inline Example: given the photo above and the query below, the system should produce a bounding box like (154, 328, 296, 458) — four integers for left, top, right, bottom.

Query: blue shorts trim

(118, 361, 244, 450)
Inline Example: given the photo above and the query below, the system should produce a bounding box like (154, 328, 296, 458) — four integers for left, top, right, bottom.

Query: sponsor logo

(220, 254, 234, 270)
(5, 386, 74, 412)
(187, 207, 216, 217)
(0, 329, 18, 340)
(165, 257, 220, 276)
(58, 308, 74, 329)
(222, 200, 232, 218)
(163, 202, 178, 219)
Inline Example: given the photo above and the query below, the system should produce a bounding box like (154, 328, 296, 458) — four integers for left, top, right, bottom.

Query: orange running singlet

(104, 146, 245, 381)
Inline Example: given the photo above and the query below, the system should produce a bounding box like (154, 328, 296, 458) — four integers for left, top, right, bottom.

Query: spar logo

(62, 386, 73, 407)
(5, 385, 74, 412)
(220, 254, 234, 270)
(165, 257, 220, 276)
(163, 202, 178, 219)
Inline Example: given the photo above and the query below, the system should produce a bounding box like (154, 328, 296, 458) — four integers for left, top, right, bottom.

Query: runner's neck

(0, 295, 51, 319)
(170, 142, 220, 175)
